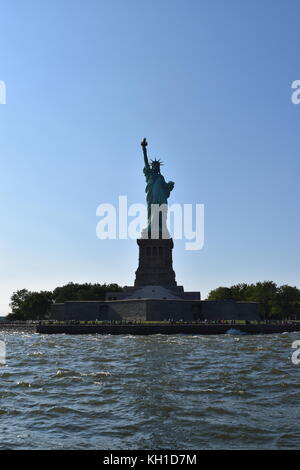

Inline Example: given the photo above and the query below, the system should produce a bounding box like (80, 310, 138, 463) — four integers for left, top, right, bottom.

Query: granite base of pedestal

(134, 238, 177, 287)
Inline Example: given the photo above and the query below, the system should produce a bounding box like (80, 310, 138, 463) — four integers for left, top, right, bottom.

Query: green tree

(230, 283, 256, 301)
(249, 281, 277, 319)
(9, 289, 30, 314)
(207, 281, 300, 319)
(52, 282, 123, 303)
(272, 285, 300, 318)
(8, 290, 53, 320)
(207, 286, 233, 300)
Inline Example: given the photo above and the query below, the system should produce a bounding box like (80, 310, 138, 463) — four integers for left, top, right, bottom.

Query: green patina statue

(141, 138, 174, 237)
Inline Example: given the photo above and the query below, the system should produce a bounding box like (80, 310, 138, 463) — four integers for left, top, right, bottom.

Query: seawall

(36, 323, 300, 335)
(1, 322, 300, 335)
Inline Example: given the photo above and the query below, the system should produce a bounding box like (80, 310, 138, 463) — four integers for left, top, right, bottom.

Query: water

(0, 331, 300, 449)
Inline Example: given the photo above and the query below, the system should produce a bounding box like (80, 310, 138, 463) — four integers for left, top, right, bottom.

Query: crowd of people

(0, 318, 298, 327)
(35, 318, 299, 326)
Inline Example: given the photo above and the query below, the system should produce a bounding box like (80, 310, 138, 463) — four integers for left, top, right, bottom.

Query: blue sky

(0, 0, 299, 314)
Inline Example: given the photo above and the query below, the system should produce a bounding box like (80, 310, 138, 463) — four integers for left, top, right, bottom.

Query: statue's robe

(143, 166, 171, 234)
(144, 166, 171, 206)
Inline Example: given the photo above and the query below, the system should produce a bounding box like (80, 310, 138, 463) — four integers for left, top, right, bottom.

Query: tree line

(207, 281, 300, 319)
(7, 283, 123, 320)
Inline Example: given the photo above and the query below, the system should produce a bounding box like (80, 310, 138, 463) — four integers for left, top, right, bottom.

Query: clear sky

(0, 0, 299, 314)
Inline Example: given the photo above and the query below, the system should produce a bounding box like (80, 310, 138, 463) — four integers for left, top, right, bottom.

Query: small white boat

(226, 328, 247, 335)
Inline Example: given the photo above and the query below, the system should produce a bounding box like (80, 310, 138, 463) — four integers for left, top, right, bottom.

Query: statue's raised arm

(139, 137, 174, 237)
(141, 138, 150, 169)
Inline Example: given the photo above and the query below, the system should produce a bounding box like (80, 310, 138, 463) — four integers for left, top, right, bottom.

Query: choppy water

(0, 331, 300, 449)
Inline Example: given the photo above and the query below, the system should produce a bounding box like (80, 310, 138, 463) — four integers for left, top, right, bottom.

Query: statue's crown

(150, 158, 164, 166)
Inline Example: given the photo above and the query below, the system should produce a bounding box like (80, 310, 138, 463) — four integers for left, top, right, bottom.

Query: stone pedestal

(134, 238, 177, 287)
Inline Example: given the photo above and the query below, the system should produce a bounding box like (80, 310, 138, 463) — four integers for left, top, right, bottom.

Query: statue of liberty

(141, 138, 174, 238)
